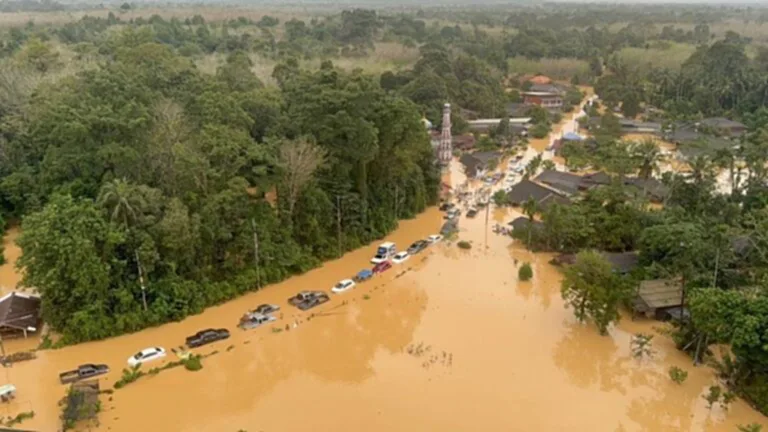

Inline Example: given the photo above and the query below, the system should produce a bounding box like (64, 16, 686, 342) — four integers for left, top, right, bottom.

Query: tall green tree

(561, 250, 631, 335)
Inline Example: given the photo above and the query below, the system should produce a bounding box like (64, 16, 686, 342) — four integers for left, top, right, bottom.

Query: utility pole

(251, 219, 261, 289)
(394, 185, 399, 219)
(135, 250, 148, 311)
(336, 195, 342, 257)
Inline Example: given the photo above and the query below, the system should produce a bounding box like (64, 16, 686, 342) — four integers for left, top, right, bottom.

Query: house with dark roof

(506, 179, 572, 209)
(459, 151, 501, 178)
(699, 117, 747, 137)
(552, 251, 639, 274)
(508, 216, 543, 231)
(675, 136, 737, 161)
(452, 134, 476, 151)
(506, 102, 534, 118)
(587, 117, 662, 135)
(0, 292, 41, 338)
(533, 170, 592, 196)
(632, 279, 684, 320)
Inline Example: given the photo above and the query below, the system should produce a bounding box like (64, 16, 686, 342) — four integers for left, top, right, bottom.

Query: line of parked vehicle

(56, 232, 446, 385)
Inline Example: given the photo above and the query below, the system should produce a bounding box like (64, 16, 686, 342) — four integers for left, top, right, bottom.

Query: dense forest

(0, 13, 443, 344)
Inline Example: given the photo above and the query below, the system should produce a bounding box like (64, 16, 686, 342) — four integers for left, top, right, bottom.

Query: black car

(186, 328, 230, 348)
(252, 304, 280, 315)
(59, 364, 110, 384)
(288, 291, 330, 311)
(439, 202, 455, 212)
(407, 240, 429, 255)
(466, 208, 479, 218)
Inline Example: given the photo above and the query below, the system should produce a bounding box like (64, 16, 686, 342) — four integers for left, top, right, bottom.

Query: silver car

(239, 312, 276, 330)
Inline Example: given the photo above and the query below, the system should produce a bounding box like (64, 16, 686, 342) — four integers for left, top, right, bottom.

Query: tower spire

(439, 103, 452, 166)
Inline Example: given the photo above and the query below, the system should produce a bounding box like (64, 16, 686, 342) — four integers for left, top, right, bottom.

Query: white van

(370, 242, 396, 264)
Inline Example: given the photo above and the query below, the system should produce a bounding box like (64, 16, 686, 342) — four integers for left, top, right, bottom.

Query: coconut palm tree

(631, 138, 666, 180)
(522, 197, 538, 247)
(97, 178, 143, 229)
(97, 178, 148, 311)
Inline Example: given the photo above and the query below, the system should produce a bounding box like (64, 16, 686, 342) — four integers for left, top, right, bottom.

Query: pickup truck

(59, 364, 110, 384)
(239, 312, 276, 330)
(288, 291, 330, 311)
(185, 328, 230, 348)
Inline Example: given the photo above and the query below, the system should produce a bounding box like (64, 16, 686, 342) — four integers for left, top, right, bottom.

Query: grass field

(507, 56, 589, 81)
(0, 6, 322, 28)
(196, 41, 419, 86)
(617, 42, 697, 72)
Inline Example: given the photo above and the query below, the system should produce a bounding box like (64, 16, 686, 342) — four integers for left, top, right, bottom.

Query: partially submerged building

(532, 170, 668, 203)
(632, 279, 684, 320)
(506, 179, 572, 209)
(0, 292, 41, 339)
(552, 251, 639, 275)
(459, 151, 501, 178)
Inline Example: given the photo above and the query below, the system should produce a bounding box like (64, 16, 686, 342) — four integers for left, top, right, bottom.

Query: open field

(617, 42, 697, 72)
(0, 6, 324, 28)
(507, 56, 589, 81)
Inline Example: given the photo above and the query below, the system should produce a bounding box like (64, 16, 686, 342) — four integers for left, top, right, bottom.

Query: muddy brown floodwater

(0, 159, 766, 431)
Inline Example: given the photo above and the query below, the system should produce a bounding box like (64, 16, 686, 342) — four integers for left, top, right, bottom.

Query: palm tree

(98, 178, 142, 229)
(522, 197, 538, 247)
(631, 138, 666, 180)
(97, 178, 148, 311)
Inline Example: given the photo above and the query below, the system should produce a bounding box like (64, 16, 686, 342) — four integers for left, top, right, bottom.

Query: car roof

(396, 251, 408, 256)
(379, 242, 395, 247)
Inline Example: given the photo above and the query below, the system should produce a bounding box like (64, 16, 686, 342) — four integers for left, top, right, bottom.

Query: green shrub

(4, 410, 34, 427)
(518, 263, 533, 281)
(529, 123, 550, 139)
(668, 366, 688, 384)
(114, 365, 144, 389)
(457, 241, 472, 249)
(183, 354, 203, 372)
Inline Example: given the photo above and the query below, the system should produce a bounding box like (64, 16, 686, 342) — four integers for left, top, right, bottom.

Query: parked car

(186, 328, 230, 348)
(331, 279, 356, 294)
(127, 347, 166, 366)
(439, 202, 455, 211)
(427, 234, 443, 244)
(445, 208, 461, 219)
(252, 304, 280, 315)
(371, 242, 397, 264)
(59, 364, 110, 384)
(372, 261, 392, 274)
(288, 291, 330, 310)
(239, 312, 276, 330)
(407, 240, 429, 255)
(392, 251, 410, 264)
(466, 208, 479, 218)
(354, 269, 373, 282)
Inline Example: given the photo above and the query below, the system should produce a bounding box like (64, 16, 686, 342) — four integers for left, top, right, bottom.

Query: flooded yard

(0, 161, 765, 431)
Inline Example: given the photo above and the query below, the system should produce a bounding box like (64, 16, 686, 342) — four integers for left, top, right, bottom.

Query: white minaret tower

(439, 103, 452, 166)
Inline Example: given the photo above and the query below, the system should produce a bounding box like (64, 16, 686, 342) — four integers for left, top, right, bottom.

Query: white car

(331, 279, 356, 294)
(127, 347, 166, 367)
(427, 234, 443, 244)
(392, 251, 410, 264)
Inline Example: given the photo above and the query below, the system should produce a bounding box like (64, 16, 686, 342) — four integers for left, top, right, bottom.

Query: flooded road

(0, 162, 766, 430)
